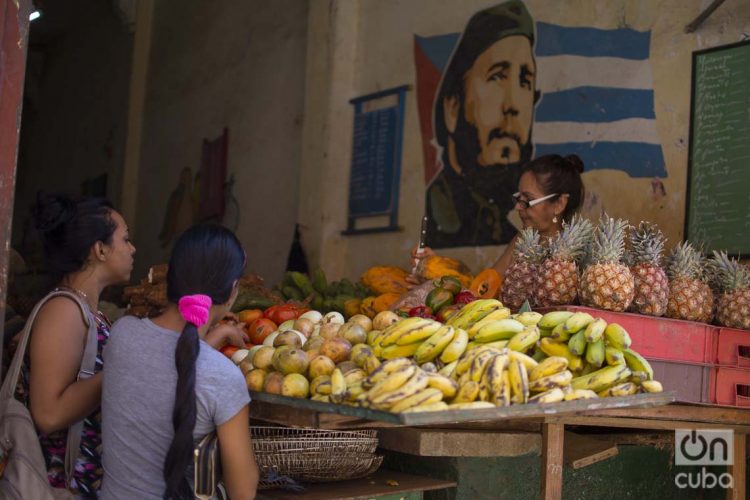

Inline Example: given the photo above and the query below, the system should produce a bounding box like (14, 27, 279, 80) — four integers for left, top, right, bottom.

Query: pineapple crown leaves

(513, 227, 547, 264)
(665, 241, 708, 281)
(709, 250, 750, 292)
(588, 215, 629, 265)
(548, 214, 594, 262)
(627, 221, 666, 267)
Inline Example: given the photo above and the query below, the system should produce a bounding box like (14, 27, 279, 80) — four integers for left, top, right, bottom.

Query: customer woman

(412, 154, 585, 276)
(101, 224, 259, 499)
(23, 192, 136, 497)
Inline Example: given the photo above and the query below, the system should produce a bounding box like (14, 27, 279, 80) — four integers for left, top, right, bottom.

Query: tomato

(265, 304, 304, 325)
(453, 291, 477, 305)
(408, 305, 433, 318)
(219, 345, 239, 358)
(248, 318, 277, 344)
(238, 309, 264, 325)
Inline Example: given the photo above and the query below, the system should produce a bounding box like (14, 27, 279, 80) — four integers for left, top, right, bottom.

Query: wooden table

(249, 392, 750, 500)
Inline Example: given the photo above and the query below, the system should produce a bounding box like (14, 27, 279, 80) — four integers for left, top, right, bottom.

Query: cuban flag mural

(415, 0, 665, 248)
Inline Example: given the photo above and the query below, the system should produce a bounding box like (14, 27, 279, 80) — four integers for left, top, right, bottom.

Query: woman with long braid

(101, 225, 258, 499)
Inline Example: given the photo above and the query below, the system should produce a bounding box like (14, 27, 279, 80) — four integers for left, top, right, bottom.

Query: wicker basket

(251, 426, 382, 486)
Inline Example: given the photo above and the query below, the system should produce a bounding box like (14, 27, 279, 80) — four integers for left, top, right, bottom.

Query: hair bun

(33, 192, 76, 233)
(564, 154, 584, 173)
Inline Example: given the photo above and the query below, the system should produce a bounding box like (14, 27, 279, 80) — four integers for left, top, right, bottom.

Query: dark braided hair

(521, 154, 585, 222)
(162, 224, 245, 499)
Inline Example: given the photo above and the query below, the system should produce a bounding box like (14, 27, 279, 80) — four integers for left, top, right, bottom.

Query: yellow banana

(470, 340, 509, 352)
(440, 328, 469, 363)
(485, 354, 509, 395)
(363, 358, 413, 388)
(369, 369, 429, 408)
(528, 370, 573, 393)
(438, 360, 458, 378)
(414, 325, 455, 363)
(508, 358, 529, 404)
(568, 330, 587, 356)
(539, 337, 583, 371)
(603, 323, 632, 349)
(507, 327, 541, 353)
(402, 401, 449, 413)
(380, 317, 435, 347)
(346, 381, 366, 401)
(630, 371, 649, 384)
(564, 389, 599, 401)
(514, 311, 543, 327)
(564, 311, 595, 332)
(584, 318, 607, 343)
(366, 329, 383, 346)
(538, 310, 575, 329)
(571, 364, 631, 392)
(344, 369, 367, 387)
(366, 364, 417, 399)
(605, 347, 625, 366)
(396, 320, 444, 346)
(472, 318, 525, 342)
(447, 299, 505, 330)
(466, 309, 513, 336)
(426, 373, 459, 398)
(598, 381, 638, 397)
(330, 368, 347, 403)
(447, 401, 496, 410)
(390, 388, 444, 413)
(585, 339, 605, 368)
(310, 375, 332, 395)
(310, 394, 330, 403)
(454, 345, 501, 376)
(529, 387, 565, 404)
(493, 371, 512, 407)
(529, 356, 568, 381)
(641, 380, 663, 393)
(622, 348, 653, 381)
(469, 350, 498, 382)
(508, 351, 538, 374)
(381, 342, 423, 360)
(420, 362, 438, 373)
(550, 322, 573, 341)
(451, 380, 480, 403)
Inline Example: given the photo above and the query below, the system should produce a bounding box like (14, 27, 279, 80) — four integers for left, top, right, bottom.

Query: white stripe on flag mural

(534, 118, 660, 145)
(536, 55, 654, 93)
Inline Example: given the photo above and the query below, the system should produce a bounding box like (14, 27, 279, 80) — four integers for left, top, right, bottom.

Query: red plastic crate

(713, 367, 750, 407)
(537, 305, 718, 365)
(716, 327, 750, 368)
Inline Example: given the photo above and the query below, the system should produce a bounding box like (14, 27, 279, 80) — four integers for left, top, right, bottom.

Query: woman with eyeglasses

(412, 154, 585, 278)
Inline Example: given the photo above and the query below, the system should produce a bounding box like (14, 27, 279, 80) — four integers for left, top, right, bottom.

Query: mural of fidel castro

(425, 0, 539, 248)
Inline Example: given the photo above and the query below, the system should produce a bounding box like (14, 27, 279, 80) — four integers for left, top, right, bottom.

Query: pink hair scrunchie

(178, 294, 212, 327)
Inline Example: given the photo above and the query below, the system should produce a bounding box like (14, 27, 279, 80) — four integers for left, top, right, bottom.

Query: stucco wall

(133, 0, 308, 283)
(300, 0, 750, 281)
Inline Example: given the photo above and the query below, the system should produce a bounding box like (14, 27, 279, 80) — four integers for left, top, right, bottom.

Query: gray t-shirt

(101, 316, 250, 500)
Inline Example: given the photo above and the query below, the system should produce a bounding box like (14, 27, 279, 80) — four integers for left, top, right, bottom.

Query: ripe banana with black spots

(538, 311, 574, 329)
(389, 388, 444, 413)
(493, 371, 512, 407)
(451, 380, 480, 403)
(366, 364, 417, 399)
(603, 323, 632, 349)
(564, 389, 599, 401)
(472, 318, 525, 342)
(363, 358, 413, 388)
(485, 354, 509, 396)
(402, 401, 449, 412)
(310, 375, 332, 395)
(395, 321, 444, 346)
(469, 350, 498, 382)
(311, 394, 330, 403)
(641, 380, 663, 393)
(447, 401, 496, 410)
(622, 348, 653, 381)
(438, 360, 458, 378)
(507, 327, 541, 353)
(508, 357, 529, 404)
(598, 381, 638, 397)
(414, 325, 455, 363)
(571, 364, 631, 392)
(528, 370, 573, 393)
(508, 350, 538, 371)
(585, 339, 605, 368)
(564, 312, 595, 333)
(446, 299, 505, 330)
(584, 318, 607, 343)
(426, 373, 459, 398)
(330, 368, 347, 403)
(379, 317, 436, 347)
(381, 342, 423, 360)
(529, 356, 568, 381)
(440, 328, 469, 363)
(605, 347, 625, 366)
(528, 387, 565, 404)
(346, 381, 366, 401)
(369, 369, 429, 408)
(539, 338, 583, 371)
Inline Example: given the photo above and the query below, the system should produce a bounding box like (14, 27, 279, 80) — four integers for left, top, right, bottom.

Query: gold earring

(553, 216, 558, 224)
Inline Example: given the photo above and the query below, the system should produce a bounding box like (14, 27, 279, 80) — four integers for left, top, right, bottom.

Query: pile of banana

(334, 301, 665, 413)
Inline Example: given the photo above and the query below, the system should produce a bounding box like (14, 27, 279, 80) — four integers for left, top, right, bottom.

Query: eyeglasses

(512, 192, 559, 209)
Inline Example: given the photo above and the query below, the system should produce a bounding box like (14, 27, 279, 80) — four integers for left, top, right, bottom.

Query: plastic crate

(650, 360, 713, 404)
(716, 327, 750, 368)
(537, 305, 718, 365)
(713, 367, 750, 407)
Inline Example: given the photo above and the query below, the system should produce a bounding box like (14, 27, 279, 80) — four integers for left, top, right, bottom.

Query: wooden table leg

(542, 422, 565, 500)
(728, 432, 746, 500)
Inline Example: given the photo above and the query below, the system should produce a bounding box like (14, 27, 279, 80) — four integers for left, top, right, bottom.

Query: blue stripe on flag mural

(535, 87, 656, 123)
(535, 22, 650, 59)
(415, 34, 459, 73)
(534, 142, 666, 177)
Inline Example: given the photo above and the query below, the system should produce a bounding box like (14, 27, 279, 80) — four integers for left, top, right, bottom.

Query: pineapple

(501, 228, 546, 310)
(665, 242, 714, 323)
(579, 216, 634, 312)
(535, 215, 593, 307)
(710, 251, 750, 330)
(627, 222, 669, 316)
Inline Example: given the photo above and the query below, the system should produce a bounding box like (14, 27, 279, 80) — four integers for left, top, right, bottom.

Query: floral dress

(17, 310, 111, 499)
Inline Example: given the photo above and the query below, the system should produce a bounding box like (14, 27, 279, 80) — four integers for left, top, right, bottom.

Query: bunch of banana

(446, 299, 507, 330)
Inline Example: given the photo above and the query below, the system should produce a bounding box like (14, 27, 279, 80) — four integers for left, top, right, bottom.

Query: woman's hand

(205, 323, 249, 349)
(407, 245, 435, 285)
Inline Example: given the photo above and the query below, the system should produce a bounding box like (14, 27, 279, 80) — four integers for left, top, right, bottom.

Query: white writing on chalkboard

(688, 42, 750, 253)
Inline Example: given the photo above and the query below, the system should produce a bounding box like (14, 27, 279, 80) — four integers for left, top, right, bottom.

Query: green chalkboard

(686, 40, 750, 256)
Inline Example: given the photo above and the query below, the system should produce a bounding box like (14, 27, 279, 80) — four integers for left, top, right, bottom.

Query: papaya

(360, 296, 378, 318)
(470, 268, 503, 299)
(344, 298, 362, 319)
(372, 292, 401, 313)
(360, 266, 411, 295)
(416, 256, 472, 288)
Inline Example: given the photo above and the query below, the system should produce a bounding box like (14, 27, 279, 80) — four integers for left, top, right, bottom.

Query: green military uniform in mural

(426, 0, 538, 248)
